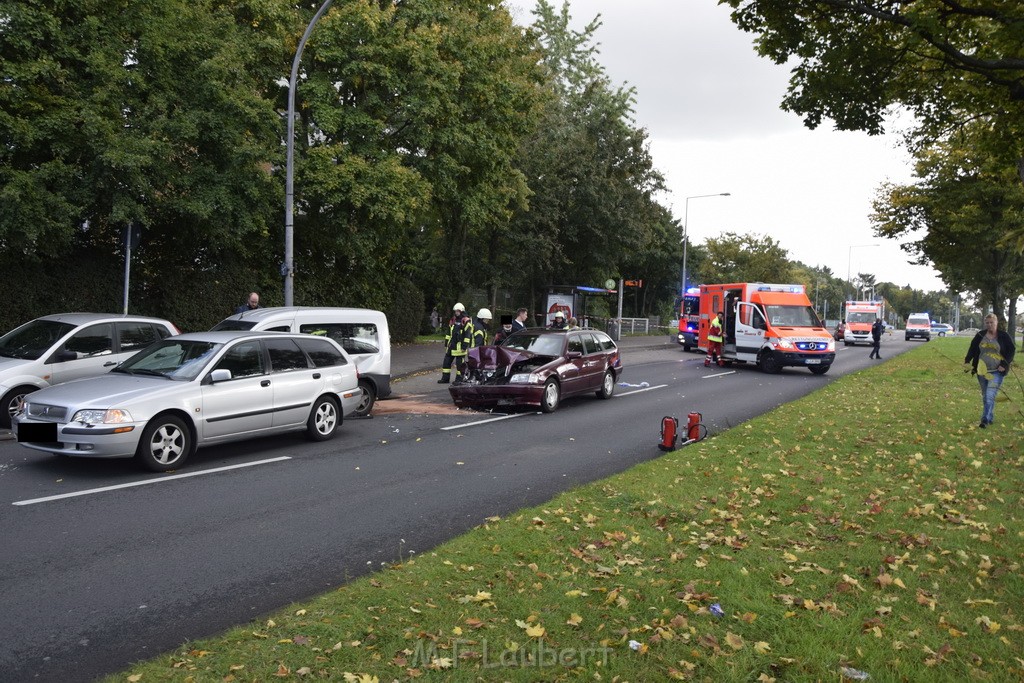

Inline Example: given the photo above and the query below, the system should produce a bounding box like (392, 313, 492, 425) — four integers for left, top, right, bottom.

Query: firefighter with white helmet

(439, 302, 473, 383)
(472, 308, 492, 348)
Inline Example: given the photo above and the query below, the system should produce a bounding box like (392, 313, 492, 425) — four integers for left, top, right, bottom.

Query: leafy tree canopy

(720, 1, 1024, 140)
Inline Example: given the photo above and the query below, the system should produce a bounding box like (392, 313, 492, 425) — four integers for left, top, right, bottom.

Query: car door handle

(261, 380, 271, 387)
(312, 373, 321, 379)
(103, 361, 117, 367)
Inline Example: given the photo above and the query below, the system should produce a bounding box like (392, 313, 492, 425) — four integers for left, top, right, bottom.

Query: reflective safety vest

(445, 316, 473, 356)
(708, 316, 723, 343)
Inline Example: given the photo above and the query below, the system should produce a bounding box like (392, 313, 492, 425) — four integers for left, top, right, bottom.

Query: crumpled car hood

(464, 345, 536, 371)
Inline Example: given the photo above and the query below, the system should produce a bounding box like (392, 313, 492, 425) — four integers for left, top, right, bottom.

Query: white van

(212, 307, 390, 416)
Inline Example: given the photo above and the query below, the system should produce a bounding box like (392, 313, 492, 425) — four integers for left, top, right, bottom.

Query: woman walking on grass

(964, 313, 1015, 429)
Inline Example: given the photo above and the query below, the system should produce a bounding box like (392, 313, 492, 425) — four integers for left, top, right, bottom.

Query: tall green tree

(703, 231, 793, 283)
(720, 1, 1024, 136)
(0, 0, 292, 325)
(721, 1, 1024, 250)
(872, 122, 1024, 336)
(506, 1, 668, 314)
(295, 0, 544, 310)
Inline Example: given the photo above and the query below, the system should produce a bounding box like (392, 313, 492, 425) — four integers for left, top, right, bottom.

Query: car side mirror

(209, 369, 232, 383)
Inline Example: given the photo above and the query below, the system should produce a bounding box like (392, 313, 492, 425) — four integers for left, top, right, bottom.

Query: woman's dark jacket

(964, 329, 1016, 373)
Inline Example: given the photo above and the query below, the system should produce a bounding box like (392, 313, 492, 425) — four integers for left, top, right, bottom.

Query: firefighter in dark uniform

(471, 308, 492, 348)
(438, 303, 473, 383)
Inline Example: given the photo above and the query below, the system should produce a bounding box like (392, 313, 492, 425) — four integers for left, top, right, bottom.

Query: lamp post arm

(285, 0, 334, 307)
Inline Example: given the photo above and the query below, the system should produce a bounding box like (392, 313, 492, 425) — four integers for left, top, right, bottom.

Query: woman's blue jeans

(977, 371, 1005, 424)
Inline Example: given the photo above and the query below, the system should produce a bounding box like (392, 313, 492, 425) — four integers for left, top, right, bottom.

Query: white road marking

(12, 456, 292, 506)
(617, 383, 667, 396)
(702, 371, 737, 379)
(442, 412, 538, 430)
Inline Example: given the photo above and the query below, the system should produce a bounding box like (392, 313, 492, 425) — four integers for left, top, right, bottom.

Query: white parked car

(12, 331, 361, 471)
(0, 313, 180, 428)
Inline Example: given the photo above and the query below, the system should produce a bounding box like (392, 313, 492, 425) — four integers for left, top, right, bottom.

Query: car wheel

(307, 395, 340, 441)
(758, 352, 782, 374)
(541, 378, 561, 413)
(905, 334, 910, 341)
(596, 370, 615, 399)
(352, 380, 376, 417)
(1, 386, 36, 429)
(809, 365, 830, 375)
(136, 415, 191, 472)
(683, 343, 692, 352)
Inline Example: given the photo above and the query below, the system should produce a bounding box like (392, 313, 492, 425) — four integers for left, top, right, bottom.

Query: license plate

(18, 422, 58, 442)
(805, 359, 820, 365)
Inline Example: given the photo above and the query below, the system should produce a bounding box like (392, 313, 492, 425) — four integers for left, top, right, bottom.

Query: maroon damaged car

(449, 328, 623, 413)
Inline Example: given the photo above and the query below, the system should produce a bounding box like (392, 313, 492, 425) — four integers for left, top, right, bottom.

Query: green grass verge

(111, 338, 1023, 682)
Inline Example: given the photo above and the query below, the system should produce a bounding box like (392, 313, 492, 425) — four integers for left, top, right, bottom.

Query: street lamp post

(846, 243, 879, 299)
(681, 192, 730, 295)
(284, 0, 334, 307)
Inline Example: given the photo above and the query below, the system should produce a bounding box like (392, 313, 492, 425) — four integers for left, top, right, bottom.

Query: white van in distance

(213, 307, 390, 416)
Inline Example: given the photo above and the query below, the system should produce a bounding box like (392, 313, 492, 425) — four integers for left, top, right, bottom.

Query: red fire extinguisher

(686, 412, 703, 442)
(659, 416, 678, 451)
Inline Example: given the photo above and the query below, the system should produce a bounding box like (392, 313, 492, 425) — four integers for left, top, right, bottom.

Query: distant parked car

(12, 331, 361, 471)
(930, 323, 954, 337)
(0, 313, 180, 429)
(449, 328, 623, 413)
(833, 322, 846, 341)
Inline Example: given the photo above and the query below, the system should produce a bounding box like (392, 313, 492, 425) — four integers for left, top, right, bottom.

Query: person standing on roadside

(705, 311, 724, 367)
(511, 307, 529, 332)
(869, 318, 884, 359)
(963, 313, 1015, 429)
(438, 303, 473, 383)
(235, 292, 261, 314)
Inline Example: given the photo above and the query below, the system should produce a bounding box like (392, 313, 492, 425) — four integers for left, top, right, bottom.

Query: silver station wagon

(12, 331, 361, 471)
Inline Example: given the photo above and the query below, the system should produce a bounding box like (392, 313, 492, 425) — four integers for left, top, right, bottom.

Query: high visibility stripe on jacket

(708, 316, 723, 343)
(446, 317, 473, 356)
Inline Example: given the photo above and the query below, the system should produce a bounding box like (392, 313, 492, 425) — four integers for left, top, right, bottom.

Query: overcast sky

(505, 0, 946, 292)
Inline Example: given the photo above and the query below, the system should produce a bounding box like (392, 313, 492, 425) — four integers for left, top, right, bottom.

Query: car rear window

(295, 337, 348, 368)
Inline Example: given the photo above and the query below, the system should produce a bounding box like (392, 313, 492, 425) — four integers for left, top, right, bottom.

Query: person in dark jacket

(494, 315, 515, 344)
(438, 303, 473, 383)
(234, 292, 261, 314)
(963, 313, 1016, 428)
(868, 318, 884, 359)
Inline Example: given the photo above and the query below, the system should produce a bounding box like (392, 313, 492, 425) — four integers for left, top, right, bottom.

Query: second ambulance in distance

(698, 283, 836, 374)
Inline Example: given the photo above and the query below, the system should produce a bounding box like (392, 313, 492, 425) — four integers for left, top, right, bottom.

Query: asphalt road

(0, 335, 920, 682)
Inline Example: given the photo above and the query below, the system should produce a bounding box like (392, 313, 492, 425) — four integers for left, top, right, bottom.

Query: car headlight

(510, 372, 540, 384)
(772, 338, 794, 350)
(827, 339, 836, 352)
(72, 409, 134, 425)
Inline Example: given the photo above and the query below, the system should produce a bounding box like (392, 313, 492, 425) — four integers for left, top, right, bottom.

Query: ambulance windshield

(846, 311, 876, 324)
(765, 305, 821, 328)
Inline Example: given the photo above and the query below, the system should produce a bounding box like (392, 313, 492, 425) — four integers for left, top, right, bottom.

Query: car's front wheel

(307, 395, 340, 441)
(136, 415, 191, 472)
(758, 352, 782, 374)
(809, 364, 830, 375)
(1, 385, 36, 429)
(541, 378, 561, 413)
(596, 370, 615, 399)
